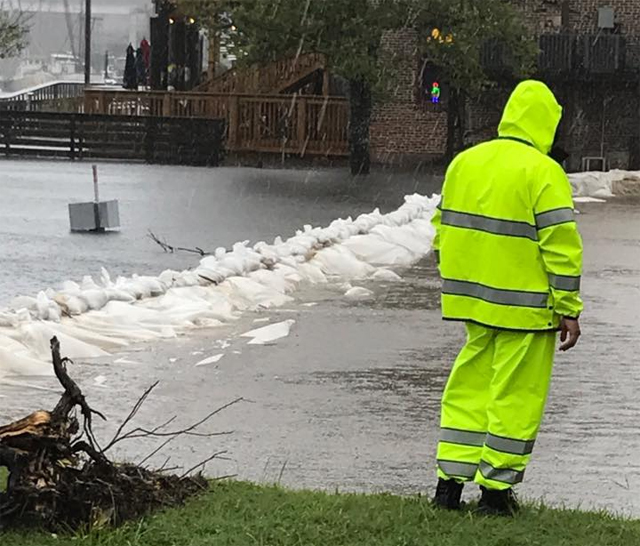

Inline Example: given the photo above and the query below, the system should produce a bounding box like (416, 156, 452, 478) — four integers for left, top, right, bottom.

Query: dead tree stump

(0, 337, 225, 531)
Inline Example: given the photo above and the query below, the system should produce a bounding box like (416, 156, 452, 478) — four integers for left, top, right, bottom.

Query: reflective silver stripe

(438, 460, 478, 479)
(536, 208, 575, 229)
(441, 428, 486, 448)
(549, 273, 581, 292)
(479, 460, 525, 485)
(485, 434, 535, 456)
(442, 279, 549, 309)
(441, 210, 537, 241)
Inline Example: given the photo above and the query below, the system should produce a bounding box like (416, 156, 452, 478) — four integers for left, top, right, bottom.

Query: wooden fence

(83, 89, 349, 157)
(0, 111, 225, 166)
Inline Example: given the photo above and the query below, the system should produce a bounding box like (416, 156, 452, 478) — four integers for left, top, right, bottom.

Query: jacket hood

(498, 80, 562, 155)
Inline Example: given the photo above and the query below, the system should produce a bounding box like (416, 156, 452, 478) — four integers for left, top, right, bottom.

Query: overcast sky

(4, 0, 153, 14)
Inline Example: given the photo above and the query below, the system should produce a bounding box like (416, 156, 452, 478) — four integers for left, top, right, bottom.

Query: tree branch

(147, 230, 211, 256)
(103, 381, 159, 452)
(179, 450, 228, 479)
(105, 398, 242, 450)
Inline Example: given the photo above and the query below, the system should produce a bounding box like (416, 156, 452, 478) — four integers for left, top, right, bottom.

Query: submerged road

(0, 160, 440, 303)
(0, 161, 638, 514)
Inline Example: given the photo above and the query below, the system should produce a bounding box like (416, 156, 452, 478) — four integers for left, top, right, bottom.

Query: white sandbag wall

(0, 194, 440, 377)
(568, 170, 640, 198)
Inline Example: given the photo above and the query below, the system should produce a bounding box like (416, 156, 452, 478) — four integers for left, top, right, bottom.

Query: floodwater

(0, 159, 440, 303)
(0, 160, 639, 515)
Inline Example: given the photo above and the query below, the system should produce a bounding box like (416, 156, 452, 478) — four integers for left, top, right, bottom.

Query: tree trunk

(348, 78, 372, 176)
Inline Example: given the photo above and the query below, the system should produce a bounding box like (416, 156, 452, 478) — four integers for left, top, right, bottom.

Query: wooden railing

(199, 53, 328, 95)
(83, 88, 349, 157)
(0, 81, 85, 112)
(0, 110, 225, 166)
(84, 89, 228, 118)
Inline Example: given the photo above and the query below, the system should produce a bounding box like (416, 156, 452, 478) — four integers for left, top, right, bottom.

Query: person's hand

(559, 317, 581, 351)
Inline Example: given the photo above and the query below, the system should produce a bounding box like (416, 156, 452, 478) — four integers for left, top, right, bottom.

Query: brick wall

(567, 0, 640, 33)
(516, 0, 563, 33)
(516, 0, 640, 33)
(554, 81, 640, 170)
(464, 79, 640, 171)
(516, 1, 640, 63)
(370, 30, 447, 164)
(465, 89, 512, 146)
(369, 2, 640, 169)
(518, 1, 640, 170)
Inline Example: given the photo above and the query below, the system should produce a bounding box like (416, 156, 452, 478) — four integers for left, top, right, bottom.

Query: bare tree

(0, 4, 29, 59)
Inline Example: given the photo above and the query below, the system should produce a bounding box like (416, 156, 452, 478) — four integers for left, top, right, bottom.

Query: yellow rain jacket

(431, 80, 583, 330)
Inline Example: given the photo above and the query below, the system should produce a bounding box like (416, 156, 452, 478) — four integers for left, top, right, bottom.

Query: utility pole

(84, 0, 92, 86)
(62, 0, 78, 65)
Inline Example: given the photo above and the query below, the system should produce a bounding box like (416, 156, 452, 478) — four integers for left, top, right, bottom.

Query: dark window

(418, 60, 448, 109)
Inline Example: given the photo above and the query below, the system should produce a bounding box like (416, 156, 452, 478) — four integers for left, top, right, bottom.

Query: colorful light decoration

(431, 81, 441, 104)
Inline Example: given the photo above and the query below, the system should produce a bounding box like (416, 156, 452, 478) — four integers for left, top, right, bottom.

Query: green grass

(1, 481, 639, 546)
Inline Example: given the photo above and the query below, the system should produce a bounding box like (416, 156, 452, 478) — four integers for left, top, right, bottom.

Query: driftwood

(0, 337, 239, 531)
(147, 230, 212, 256)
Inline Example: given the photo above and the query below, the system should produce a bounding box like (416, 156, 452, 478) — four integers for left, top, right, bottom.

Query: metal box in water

(69, 200, 120, 232)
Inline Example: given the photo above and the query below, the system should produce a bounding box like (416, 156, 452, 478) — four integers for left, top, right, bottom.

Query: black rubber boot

(432, 478, 464, 510)
(477, 486, 520, 516)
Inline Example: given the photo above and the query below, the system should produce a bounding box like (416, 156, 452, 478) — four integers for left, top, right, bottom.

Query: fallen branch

(138, 436, 177, 468)
(104, 381, 160, 452)
(147, 230, 211, 256)
(105, 398, 241, 451)
(180, 450, 228, 479)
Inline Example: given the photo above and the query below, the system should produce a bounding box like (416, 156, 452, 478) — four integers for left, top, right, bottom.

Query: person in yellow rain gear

(430, 80, 583, 516)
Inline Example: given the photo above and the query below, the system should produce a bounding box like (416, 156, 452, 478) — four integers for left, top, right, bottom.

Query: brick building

(371, 1, 640, 171)
(370, 30, 448, 165)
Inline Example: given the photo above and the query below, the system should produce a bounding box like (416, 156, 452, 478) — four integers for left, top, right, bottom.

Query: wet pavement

(1, 161, 640, 515)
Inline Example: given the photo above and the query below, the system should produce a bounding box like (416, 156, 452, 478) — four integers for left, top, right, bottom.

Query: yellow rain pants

(436, 322, 556, 490)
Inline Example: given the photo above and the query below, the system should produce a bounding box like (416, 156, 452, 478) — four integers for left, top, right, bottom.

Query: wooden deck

(0, 81, 84, 113)
(0, 110, 225, 166)
(83, 89, 349, 157)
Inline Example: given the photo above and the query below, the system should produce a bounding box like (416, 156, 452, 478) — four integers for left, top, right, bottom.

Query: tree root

(0, 337, 236, 531)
